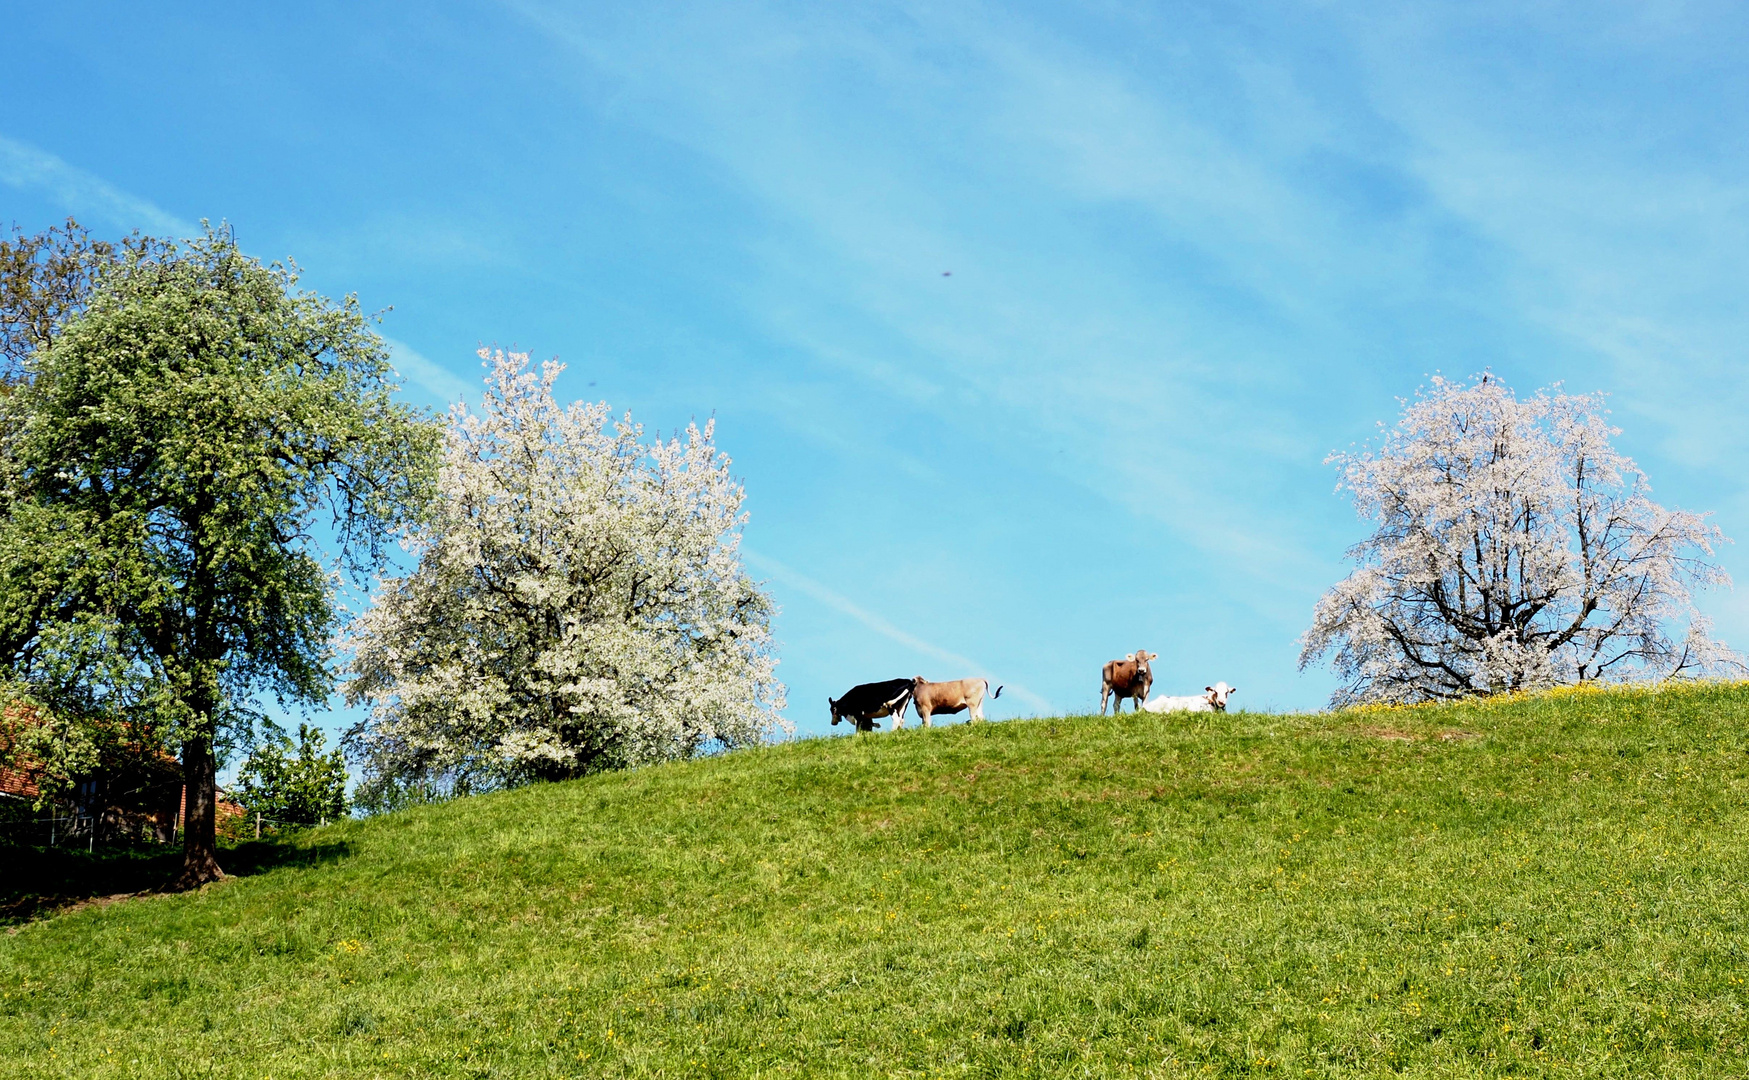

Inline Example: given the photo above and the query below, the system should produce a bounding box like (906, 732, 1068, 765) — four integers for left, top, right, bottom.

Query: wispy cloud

(502, 0, 1376, 576)
(0, 134, 194, 237)
(493, 0, 1749, 694)
(1321, 4, 1749, 470)
(383, 336, 472, 405)
(744, 548, 1054, 714)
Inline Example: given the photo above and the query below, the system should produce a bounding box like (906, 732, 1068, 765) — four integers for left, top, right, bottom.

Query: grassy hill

(6, 684, 1749, 1078)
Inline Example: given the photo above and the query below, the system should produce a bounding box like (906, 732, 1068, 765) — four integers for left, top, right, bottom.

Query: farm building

(0, 704, 243, 846)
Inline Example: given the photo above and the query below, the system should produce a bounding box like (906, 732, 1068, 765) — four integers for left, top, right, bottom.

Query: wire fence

(0, 807, 325, 850)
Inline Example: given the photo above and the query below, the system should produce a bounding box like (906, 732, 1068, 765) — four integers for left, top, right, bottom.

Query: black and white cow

(829, 679, 914, 732)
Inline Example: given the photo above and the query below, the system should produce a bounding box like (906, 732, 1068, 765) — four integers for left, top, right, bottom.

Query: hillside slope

(6, 685, 1749, 1078)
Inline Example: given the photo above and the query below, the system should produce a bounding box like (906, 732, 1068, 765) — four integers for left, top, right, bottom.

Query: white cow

(1142, 681, 1237, 713)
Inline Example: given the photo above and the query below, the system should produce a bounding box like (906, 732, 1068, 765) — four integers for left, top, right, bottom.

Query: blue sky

(5, 1, 1749, 740)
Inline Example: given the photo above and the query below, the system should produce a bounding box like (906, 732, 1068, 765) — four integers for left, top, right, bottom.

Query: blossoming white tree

(1299, 374, 1742, 706)
(345, 349, 786, 801)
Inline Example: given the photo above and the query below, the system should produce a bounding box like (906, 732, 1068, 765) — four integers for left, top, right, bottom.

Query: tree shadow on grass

(1, 837, 353, 927)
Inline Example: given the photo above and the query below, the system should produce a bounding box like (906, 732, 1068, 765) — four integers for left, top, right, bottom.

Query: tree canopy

(0, 226, 440, 884)
(346, 348, 785, 807)
(0, 218, 168, 385)
(1300, 374, 1743, 706)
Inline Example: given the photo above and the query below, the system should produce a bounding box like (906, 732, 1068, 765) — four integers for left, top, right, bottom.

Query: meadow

(5, 683, 1749, 1078)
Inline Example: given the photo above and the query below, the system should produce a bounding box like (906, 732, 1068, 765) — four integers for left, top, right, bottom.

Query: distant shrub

(234, 724, 347, 827)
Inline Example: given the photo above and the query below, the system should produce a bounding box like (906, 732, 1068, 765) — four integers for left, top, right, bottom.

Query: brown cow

(1101, 650, 1157, 714)
(907, 676, 1003, 727)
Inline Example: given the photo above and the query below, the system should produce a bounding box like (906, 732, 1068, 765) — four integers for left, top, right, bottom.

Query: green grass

(7, 684, 1749, 1078)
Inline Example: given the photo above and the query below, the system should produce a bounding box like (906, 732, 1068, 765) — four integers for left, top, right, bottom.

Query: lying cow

(1100, 650, 1157, 714)
(908, 676, 1002, 726)
(829, 678, 914, 732)
(1143, 681, 1238, 713)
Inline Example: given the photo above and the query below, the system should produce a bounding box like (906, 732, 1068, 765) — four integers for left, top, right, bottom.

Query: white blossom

(345, 349, 786, 794)
(1299, 374, 1743, 706)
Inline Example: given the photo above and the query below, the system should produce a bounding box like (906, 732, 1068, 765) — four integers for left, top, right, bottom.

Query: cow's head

(1203, 682, 1237, 710)
(828, 696, 842, 725)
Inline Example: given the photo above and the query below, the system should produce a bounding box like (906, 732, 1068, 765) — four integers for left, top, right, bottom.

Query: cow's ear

(1149, 652, 1158, 660)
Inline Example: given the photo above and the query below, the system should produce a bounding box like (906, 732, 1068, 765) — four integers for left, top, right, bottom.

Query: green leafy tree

(0, 225, 440, 886)
(234, 723, 347, 827)
(0, 222, 178, 808)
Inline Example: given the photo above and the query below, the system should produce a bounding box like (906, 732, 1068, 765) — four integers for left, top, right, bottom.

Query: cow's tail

(992, 683, 1004, 699)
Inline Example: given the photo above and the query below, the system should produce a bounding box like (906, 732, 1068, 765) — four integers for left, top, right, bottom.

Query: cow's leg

(921, 707, 933, 728)
(1100, 685, 1109, 715)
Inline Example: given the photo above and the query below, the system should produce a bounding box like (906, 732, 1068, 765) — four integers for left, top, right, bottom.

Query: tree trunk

(171, 733, 225, 889)
(174, 526, 226, 890)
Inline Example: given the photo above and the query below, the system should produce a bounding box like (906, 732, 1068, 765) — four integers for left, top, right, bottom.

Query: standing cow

(829, 679, 914, 732)
(908, 676, 1002, 726)
(1100, 650, 1157, 714)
